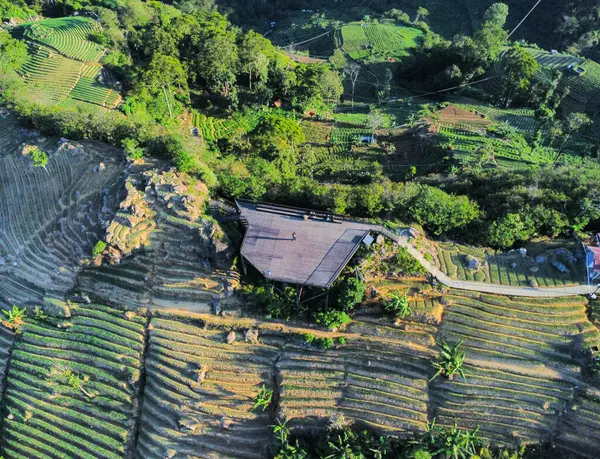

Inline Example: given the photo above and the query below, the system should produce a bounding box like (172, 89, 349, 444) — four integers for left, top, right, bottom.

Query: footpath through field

(379, 228, 594, 298)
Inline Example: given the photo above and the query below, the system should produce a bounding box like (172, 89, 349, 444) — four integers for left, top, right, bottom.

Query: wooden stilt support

(240, 255, 247, 276)
(296, 285, 303, 311)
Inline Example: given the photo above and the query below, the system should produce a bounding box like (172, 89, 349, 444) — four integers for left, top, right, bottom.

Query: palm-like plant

(272, 419, 290, 445)
(431, 341, 466, 381)
(2, 305, 26, 331)
(382, 293, 412, 319)
(253, 385, 273, 411)
(425, 419, 480, 459)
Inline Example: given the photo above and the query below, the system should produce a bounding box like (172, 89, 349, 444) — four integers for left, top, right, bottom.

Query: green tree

(188, 12, 239, 97)
(239, 31, 272, 92)
(0, 31, 28, 73)
(318, 70, 344, 119)
(142, 53, 188, 119)
(501, 47, 539, 107)
(488, 213, 535, 248)
(473, 3, 509, 64)
(409, 186, 480, 235)
(414, 7, 429, 24)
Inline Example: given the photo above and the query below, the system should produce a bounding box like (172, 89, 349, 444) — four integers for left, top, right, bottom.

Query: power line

(508, 0, 544, 38)
(281, 30, 332, 49)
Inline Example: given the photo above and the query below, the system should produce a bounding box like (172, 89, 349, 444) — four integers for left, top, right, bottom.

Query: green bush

(337, 336, 347, 345)
(92, 240, 107, 258)
(30, 147, 48, 167)
(319, 337, 334, 349)
(336, 277, 365, 312)
(313, 310, 351, 330)
(391, 248, 426, 275)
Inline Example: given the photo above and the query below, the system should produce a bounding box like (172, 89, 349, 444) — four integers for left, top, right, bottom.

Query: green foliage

(382, 293, 412, 319)
(252, 385, 273, 411)
(0, 0, 35, 21)
(425, 420, 481, 459)
(405, 185, 480, 236)
(122, 137, 145, 160)
(2, 305, 26, 331)
(0, 31, 28, 73)
(488, 213, 535, 249)
(92, 240, 107, 258)
(431, 341, 467, 381)
(502, 47, 539, 106)
(313, 310, 351, 331)
(337, 336, 347, 345)
(336, 276, 365, 312)
(391, 248, 426, 275)
(29, 147, 49, 168)
(320, 337, 335, 349)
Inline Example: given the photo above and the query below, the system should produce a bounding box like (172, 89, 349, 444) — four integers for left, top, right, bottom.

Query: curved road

(378, 227, 594, 298)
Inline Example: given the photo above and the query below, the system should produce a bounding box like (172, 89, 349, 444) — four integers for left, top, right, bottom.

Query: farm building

(585, 234, 600, 284)
(236, 200, 387, 304)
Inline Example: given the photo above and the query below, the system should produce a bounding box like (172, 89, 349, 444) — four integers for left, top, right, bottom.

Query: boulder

(535, 255, 547, 264)
(529, 266, 539, 273)
(518, 248, 527, 256)
(43, 297, 71, 318)
(551, 261, 569, 273)
(245, 328, 259, 344)
(226, 331, 236, 344)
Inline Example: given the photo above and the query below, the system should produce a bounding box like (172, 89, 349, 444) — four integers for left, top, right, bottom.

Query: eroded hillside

(77, 166, 238, 312)
(0, 114, 124, 307)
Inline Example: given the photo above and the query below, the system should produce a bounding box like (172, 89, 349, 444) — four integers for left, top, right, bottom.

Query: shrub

(304, 333, 316, 344)
(2, 305, 26, 331)
(391, 248, 426, 275)
(253, 385, 273, 411)
(313, 310, 351, 330)
(29, 147, 48, 167)
(336, 277, 365, 312)
(319, 337, 335, 349)
(337, 336, 347, 345)
(92, 240, 107, 258)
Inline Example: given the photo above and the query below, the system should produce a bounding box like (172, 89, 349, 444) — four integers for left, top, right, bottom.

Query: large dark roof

(237, 201, 380, 288)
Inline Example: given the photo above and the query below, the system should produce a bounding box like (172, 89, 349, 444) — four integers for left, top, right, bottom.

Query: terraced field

(16, 17, 122, 110)
(24, 17, 105, 63)
(278, 320, 434, 434)
(1, 303, 146, 459)
(0, 115, 124, 307)
(435, 241, 587, 288)
(134, 313, 436, 458)
(432, 290, 599, 446)
(136, 316, 278, 459)
(340, 22, 423, 62)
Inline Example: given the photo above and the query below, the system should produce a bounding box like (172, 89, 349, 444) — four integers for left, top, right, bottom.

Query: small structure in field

(585, 234, 600, 285)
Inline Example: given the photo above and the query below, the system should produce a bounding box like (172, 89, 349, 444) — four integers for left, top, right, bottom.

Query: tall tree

(413, 6, 429, 24)
(501, 47, 538, 107)
(344, 62, 361, 108)
(142, 53, 188, 118)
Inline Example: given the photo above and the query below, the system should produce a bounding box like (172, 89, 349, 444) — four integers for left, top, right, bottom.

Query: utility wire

(508, 0, 543, 38)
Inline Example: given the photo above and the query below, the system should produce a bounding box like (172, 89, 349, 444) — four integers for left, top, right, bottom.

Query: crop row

(0, 305, 145, 459)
